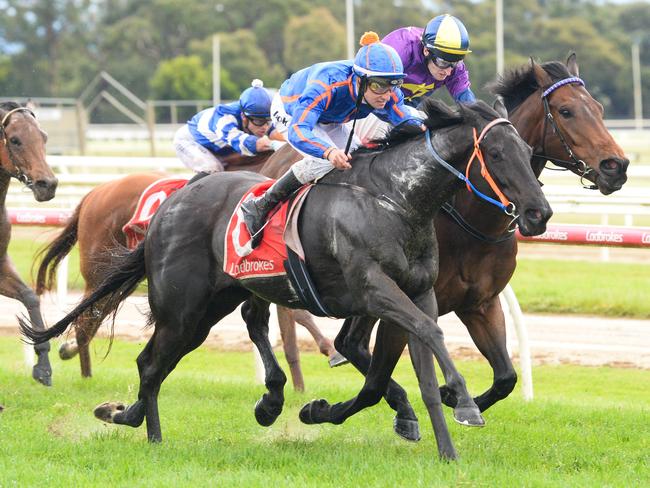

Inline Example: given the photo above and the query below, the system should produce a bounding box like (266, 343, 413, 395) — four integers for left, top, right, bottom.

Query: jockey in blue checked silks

(241, 31, 425, 247)
(173, 79, 283, 176)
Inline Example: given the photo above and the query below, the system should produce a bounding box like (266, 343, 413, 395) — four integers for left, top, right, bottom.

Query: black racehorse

(21, 99, 552, 460)
(327, 55, 630, 440)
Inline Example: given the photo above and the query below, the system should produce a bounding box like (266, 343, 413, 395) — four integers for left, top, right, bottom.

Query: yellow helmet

(422, 14, 471, 62)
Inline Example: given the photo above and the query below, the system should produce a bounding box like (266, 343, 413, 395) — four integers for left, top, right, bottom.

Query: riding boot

(241, 169, 303, 248)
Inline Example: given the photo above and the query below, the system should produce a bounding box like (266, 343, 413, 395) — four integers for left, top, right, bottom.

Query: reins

(0, 107, 37, 187)
(533, 76, 597, 190)
(425, 117, 518, 230)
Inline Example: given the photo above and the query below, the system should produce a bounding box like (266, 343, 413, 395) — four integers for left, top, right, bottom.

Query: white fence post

(56, 255, 69, 314)
(500, 284, 534, 401)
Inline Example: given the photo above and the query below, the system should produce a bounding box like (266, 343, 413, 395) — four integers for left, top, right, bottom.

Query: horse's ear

(566, 52, 579, 77)
(493, 97, 508, 119)
(530, 57, 552, 88)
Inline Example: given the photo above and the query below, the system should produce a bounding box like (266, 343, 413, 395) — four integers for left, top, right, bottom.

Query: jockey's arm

(213, 114, 259, 156)
(287, 88, 336, 160)
(381, 90, 426, 131)
(454, 87, 476, 103)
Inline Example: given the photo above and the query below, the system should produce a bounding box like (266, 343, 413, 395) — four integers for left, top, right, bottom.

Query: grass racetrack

(1, 337, 648, 486)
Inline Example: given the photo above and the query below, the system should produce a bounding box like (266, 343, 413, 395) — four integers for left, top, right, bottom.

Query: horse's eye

(9, 136, 21, 146)
(489, 148, 501, 160)
(559, 108, 572, 119)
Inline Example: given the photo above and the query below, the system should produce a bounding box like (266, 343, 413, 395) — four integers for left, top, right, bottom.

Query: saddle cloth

(122, 177, 189, 249)
(224, 180, 311, 280)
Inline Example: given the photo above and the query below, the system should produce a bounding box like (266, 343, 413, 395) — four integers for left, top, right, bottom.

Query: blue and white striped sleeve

(213, 114, 259, 156)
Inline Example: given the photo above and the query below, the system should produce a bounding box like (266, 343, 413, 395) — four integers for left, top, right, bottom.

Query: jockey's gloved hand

(270, 140, 285, 151)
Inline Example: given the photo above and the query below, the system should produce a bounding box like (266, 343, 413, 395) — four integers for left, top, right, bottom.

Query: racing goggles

(246, 115, 271, 127)
(430, 56, 459, 70)
(366, 77, 404, 95)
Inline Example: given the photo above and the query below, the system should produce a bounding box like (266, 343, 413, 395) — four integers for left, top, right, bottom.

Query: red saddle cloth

(123, 177, 189, 249)
(224, 180, 309, 280)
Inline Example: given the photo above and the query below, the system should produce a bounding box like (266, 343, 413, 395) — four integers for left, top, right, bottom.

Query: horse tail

(34, 198, 83, 295)
(20, 242, 147, 344)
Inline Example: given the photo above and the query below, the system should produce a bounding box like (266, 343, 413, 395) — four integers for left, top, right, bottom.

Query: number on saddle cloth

(223, 181, 332, 316)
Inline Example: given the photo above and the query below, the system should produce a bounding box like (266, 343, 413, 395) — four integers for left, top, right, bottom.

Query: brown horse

(0, 101, 58, 387)
(35, 151, 342, 385)
(264, 55, 629, 419)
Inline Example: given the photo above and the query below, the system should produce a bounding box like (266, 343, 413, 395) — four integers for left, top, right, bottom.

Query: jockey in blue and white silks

(241, 31, 425, 247)
(173, 79, 280, 174)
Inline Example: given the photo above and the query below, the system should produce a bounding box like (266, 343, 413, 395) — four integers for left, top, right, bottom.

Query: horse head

(490, 56, 628, 195)
(420, 99, 552, 237)
(0, 103, 57, 201)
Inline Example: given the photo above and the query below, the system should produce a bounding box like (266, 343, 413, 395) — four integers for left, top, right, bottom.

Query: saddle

(224, 180, 332, 316)
(123, 177, 189, 249)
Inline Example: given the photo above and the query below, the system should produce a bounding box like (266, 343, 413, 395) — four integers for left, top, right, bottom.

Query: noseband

(0, 107, 37, 187)
(425, 117, 518, 228)
(535, 77, 597, 190)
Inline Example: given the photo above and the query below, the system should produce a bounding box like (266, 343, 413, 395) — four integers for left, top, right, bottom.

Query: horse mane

(0, 101, 23, 112)
(355, 98, 498, 154)
(486, 61, 571, 112)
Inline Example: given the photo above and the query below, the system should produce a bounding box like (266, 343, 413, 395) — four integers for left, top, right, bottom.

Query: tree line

(1, 0, 648, 118)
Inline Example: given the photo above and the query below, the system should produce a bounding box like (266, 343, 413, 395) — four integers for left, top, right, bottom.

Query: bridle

(426, 117, 519, 231)
(534, 76, 598, 190)
(0, 107, 37, 187)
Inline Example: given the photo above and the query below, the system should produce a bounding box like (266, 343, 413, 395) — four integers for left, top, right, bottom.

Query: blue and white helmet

(239, 79, 272, 118)
(353, 31, 405, 82)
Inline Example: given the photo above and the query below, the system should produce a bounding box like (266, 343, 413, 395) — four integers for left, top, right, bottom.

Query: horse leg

(334, 316, 420, 441)
(293, 309, 347, 367)
(300, 320, 407, 426)
(450, 299, 516, 412)
(276, 306, 304, 392)
(242, 297, 287, 426)
(74, 297, 108, 377)
(407, 335, 457, 460)
(0, 257, 51, 386)
(95, 288, 250, 441)
(357, 269, 483, 427)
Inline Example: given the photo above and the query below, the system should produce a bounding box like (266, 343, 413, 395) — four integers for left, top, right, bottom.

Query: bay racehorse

(0, 101, 58, 386)
(34, 151, 343, 384)
(263, 55, 630, 433)
(277, 55, 630, 440)
(22, 98, 552, 459)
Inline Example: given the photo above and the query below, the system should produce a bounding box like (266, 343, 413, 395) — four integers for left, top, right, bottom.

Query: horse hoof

(32, 366, 52, 387)
(453, 406, 485, 427)
(94, 401, 126, 424)
(328, 351, 348, 368)
(58, 340, 78, 360)
(299, 399, 329, 424)
(254, 398, 280, 427)
(439, 385, 458, 408)
(393, 417, 421, 442)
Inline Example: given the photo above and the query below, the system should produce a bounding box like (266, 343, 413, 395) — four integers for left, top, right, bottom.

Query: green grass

(510, 258, 650, 318)
(7, 230, 650, 318)
(0, 337, 648, 486)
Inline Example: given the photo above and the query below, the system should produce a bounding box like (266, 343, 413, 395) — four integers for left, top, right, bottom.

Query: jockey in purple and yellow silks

(241, 31, 424, 248)
(383, 14, 476, 108)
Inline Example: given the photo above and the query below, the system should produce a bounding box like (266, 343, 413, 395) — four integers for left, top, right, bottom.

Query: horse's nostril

(34, 178, 58, 189)
(600, 159, 622, 174)
(525, 208, 543, 223)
